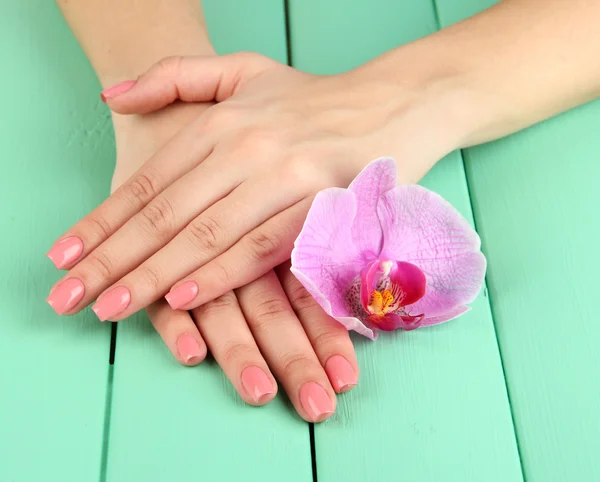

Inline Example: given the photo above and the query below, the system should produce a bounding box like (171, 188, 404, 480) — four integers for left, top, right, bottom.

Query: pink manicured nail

(176, 333, 204, 364)
(299, 382, 334, 422)
(46, 278, 85, 315)
(165, 281, 199, 310)
(325, 355, 357, 393)
(100, 80, 136, 102)
(241, 366, 276, 403)
(46, 236, 84, 269)
(92, 286, 131, 321)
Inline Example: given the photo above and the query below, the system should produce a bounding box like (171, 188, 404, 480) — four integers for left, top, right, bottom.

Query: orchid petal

(348, 157, 397, 260)
(291, 188, 363, 318)
(421, 305, 470, 327)
(377, 185, 487, 318)
(290, 267, 376, 339)
(370, 313, 424, 332)
(389, 261, 426, 306)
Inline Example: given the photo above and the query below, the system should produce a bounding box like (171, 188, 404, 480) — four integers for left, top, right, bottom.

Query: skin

(55, 0, 358, 422)
(53, 0, 600, 417)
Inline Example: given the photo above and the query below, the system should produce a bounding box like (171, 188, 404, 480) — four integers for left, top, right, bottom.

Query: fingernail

(176, 333, 204, 364)
(325, 355, 358, 393)
(299, 382, 334, 422)
(100, 80, 136, 102)
(46, 236, 84, 269)
(241, 366, 276, 404)
(92, 286, 131, 321)
(46, 278, 85, 315)
(165, 281, 199, 310)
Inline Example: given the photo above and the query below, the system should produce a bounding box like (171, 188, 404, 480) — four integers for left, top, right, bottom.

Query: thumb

(101, 52, 273, 115)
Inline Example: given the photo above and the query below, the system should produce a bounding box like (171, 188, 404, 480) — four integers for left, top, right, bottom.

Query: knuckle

(282, 157, 320, 189)
(86, 251, 114, 280)
(155, 55, 183, 77)
(287, 283, 317, 313)
(221, 342, 254, 366)
(187, 216, 222, 252)
(198, 292, 237, 318)
(124, 171, 160, 208)
(245, 230, 283, 262)
(86, 215, 112, 240)
(280, 352, 313, 380)
(253, 297, 290, 322)
(139, 197, 174, 236)
(234, 127, 279, 156)
(137, 265, 161, 291)
(311, 328, 348, 353)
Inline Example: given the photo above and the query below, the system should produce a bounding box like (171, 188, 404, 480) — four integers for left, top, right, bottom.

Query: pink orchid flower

(290, 158, 486, 340)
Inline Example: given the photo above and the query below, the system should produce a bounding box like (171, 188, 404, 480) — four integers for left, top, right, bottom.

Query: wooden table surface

(1, 0, 598, 481)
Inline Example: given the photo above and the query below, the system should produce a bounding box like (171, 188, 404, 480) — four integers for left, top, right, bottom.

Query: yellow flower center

(367, 289, 396, 316)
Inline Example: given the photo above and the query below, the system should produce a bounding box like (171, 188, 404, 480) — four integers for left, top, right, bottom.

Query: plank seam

(99, 323, 118, 481)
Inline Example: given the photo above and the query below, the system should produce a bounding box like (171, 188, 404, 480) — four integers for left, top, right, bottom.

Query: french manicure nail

(165, 281, 199, 310)
(299, 382, 334, 422)
(46, 236, 84, 269)
(176, 333, 203, 364)
(241, 366, 276, 403)
(100, 80, 136, 102)
(92, 286, 131, 321)
(46, 278, 85, 315)
(325, 355, 358, 393)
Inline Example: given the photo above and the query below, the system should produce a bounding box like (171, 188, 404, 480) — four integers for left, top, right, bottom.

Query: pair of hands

(47, 52, 453, 421)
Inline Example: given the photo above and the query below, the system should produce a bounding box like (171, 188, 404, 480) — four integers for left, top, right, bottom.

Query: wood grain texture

(103, 2, 312, 481)
(0, 2, 113, 480)
(288, 1, 523, 481)
(436, 1, 600, 479)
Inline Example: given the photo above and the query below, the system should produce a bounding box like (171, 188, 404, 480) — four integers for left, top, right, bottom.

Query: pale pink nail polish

(46, 278, 85, 315)
(165, 281, 199, 310)
(176, 333, 204, 364)
(100, 80, 136, 102)
(299, 382, 334, 422)
(46, 236, 84, 269)
(325, 355, 358, 393)
(241, 366, 276, 403)
(92, 286, 131, 321)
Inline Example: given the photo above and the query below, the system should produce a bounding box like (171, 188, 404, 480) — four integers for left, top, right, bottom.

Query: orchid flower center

(367, 284, 404, 317)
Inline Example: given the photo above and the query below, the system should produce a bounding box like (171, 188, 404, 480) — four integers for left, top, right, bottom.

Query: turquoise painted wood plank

(289, 2, 523, 481)
(0, 2, 113, 481)
(436, 1, 600, 479)
(463, 106, 600, 480)
(105, 2, 311, 481)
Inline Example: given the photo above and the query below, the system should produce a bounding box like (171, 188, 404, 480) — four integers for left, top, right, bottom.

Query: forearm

(57, 0, 215, 87)
(366, 0, 600, 149)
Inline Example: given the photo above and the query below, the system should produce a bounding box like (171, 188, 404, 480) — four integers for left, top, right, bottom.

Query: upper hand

(46, 52, 459, 321)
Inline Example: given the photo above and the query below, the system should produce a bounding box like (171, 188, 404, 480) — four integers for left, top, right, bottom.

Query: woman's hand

(79, 102, 359, 422)
(46, 52, 462, 321)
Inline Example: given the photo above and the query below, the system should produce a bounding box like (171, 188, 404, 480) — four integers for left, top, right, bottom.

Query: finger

(191, 292, 277, 406)
(103, 53, 275, 115)
(277, 262, 359, 393)
(47, 152, 245, 316)
(165, 198, 311, 311)
(236, 271, 337, 423)
(146, 299, 207, 366)
(88, 174, 303, 321)
(45, 116, 214, 271)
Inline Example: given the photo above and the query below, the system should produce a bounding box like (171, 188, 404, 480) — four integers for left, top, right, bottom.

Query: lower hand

(103, 102, 359, 422)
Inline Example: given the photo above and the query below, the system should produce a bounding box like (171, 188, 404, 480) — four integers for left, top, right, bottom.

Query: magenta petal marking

(377, 185, 487, 318)
(347, 157, 397, 260)
(389, 261, 426, 306)
(370, 313, 423, 332)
